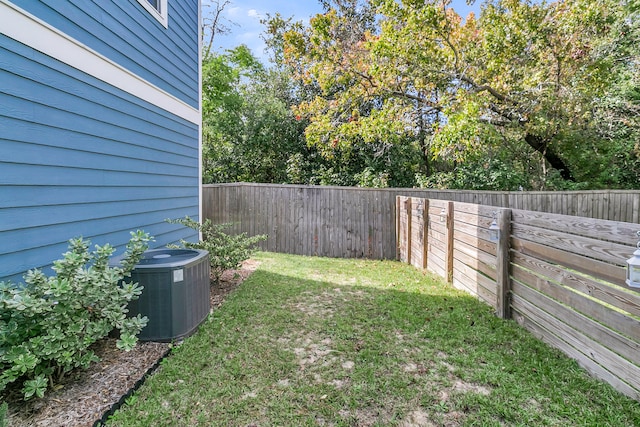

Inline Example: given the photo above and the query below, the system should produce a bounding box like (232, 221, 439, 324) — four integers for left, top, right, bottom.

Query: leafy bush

(167, 217, 267, 283)
(0, 401, 6, 427)
(0, 231, 151, 399)
(416, 158, 529, 191)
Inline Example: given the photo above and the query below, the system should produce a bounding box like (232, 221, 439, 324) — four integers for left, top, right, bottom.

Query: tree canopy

(202, 0, 640, 190)
(280, 0, 639, 189)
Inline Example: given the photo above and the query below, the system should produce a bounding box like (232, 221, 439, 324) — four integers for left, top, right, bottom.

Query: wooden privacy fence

(203, 183, 397, 259)
(397, 196, 640, 400)
(203, 183, 640, 260)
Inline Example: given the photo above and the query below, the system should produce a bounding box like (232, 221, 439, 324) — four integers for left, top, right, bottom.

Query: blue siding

(0, 1, 200, 283)
(10, 0, 199, 108)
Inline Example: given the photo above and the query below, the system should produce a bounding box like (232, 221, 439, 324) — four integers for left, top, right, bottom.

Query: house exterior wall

(0, 0, 201, 282)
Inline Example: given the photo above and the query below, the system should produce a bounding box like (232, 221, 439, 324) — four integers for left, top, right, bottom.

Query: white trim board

(136, 0, 168, 28)
(0, 0, 199, 124)
(197, 0, 203, 235)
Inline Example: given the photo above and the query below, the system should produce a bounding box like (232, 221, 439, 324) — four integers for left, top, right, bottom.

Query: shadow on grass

(108, 260, 640, 427)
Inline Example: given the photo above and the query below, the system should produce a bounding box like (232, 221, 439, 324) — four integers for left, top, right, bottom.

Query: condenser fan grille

(134, 249, 203, 267)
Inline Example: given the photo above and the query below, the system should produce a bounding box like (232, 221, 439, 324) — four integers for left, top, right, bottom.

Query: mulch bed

(2, 260, 259, 427)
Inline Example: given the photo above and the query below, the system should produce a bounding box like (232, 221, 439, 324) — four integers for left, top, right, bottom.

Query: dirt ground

(2, 260, 259, 427)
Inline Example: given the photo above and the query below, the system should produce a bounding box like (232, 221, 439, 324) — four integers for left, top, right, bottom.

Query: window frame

(137, 0, 168, 28)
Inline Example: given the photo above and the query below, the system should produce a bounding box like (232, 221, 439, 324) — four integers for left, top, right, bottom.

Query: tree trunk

(416, 107, 431, 177)
(418, 129, 431, 177)
(524, 134, 575, 181)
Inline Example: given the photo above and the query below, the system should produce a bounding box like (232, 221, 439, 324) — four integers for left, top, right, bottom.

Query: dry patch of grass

(107, 253, 640, 427)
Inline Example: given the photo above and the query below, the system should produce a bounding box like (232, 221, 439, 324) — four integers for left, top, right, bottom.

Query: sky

(206, 0, 482, 63)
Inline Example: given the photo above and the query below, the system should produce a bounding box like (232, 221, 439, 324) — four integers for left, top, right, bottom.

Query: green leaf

(0, 231, 153, 398)
(116, 334, 137, 352)
(22, 375, 48, 400)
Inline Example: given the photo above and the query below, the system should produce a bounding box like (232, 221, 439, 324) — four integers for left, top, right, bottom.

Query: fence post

(422, 199, 429, 270)
(496, 209, 512, 319)
(396, 196, 401, 261)
(406, 197, 412, 265)
(445, 201, 454, 283)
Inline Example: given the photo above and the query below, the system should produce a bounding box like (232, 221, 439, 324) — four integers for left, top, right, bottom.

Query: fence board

(611, 192, 622, 222)
(427, 241, 446, 262)
(511, 296, 640, 399)
(452, 210, 498, 230)
(453, 259, 497, 307)
(454, 240, 498, 281)
(511, 236, 626, 285)
(512, 209, 639, 245)
(454, 226, 497, 257)
(512, 223, 630, 267)
(427, 229, 447, 246)
(427, 255, 446, 278)
(428, 219, 447, 236)
(513, 288, 640, 394)
(453, 258, 497, 294)
(452, 276, 494, 306)
(512, 280, 640, 367)
(512, 252, 640, 317)
(454, 220, 495, 244)
(511, 264, 640, 343)
(453, 247, 497, 282)
(426, 199, 446, 278)
(397, 197, 409, 263)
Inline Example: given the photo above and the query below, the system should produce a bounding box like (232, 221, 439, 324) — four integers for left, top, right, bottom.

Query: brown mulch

(2, 260, 259, 427)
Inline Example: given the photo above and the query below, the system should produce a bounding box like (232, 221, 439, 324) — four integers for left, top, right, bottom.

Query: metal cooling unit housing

(115, 248, 210, 342)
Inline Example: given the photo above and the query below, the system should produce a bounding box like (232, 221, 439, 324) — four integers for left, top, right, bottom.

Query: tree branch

(202, 0, 233, 60)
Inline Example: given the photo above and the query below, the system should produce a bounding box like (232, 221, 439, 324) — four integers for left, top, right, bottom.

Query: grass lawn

(107, 253, 640, 426)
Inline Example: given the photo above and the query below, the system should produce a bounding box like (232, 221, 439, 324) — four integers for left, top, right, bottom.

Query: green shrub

(0, 401, 7, 427)
(167, 217, 267, 283)
(0, 231, 151, 399)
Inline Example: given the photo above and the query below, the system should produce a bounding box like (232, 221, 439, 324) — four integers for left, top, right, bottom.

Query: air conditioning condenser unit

(113, 248, 210, 342)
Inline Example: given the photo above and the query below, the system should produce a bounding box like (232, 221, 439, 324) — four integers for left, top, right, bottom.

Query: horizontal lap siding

(11, 0, 199, 107)
(0, 36, 199, 282)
